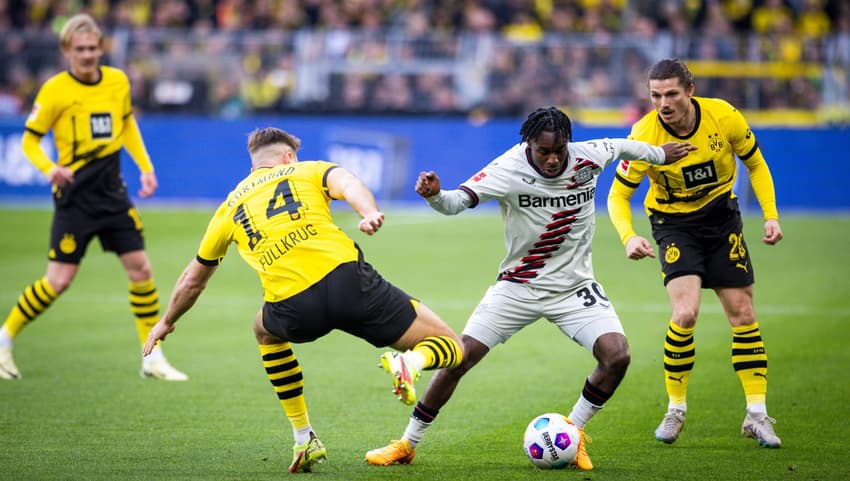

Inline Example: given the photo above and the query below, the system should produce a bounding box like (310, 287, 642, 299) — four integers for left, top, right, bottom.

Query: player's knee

(130, 262, 153, 280)
(607, 348, 631, 376)
(45, 275, 72, 294)
(594, 333, 630, 375)
(671, 308, 699, 327)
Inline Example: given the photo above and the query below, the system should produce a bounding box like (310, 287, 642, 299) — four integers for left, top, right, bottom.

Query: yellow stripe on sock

(732, 322, 768, 403)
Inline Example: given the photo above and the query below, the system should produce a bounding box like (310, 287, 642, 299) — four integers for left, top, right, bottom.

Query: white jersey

(430, 138, 664, 293)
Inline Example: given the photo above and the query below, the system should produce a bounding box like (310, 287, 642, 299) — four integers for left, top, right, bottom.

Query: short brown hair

(59, 14, 102, 50)
(648, 58, 694, 89)
(247, 127, 301, 155)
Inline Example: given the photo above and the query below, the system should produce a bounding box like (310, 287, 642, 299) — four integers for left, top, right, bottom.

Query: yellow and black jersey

(197, 161, 359, 302)
(613, 96, 772, 216)
(24, 66, 153, 213)
(26, 66, 133, 167)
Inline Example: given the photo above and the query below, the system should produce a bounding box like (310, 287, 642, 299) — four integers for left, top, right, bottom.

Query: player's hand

(139, 171, 158, 198)
(47, 165, 74, 187)
(763, 218, 783, 245)
(359, 211, 384, 235)
(143, 318, 175, 356)
(625, 235, 656, 260)
(659, 142, 697, 164)
(415, 171, 441, 198)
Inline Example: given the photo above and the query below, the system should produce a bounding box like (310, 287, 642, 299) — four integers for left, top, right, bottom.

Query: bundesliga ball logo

(523, 413, 580, 469)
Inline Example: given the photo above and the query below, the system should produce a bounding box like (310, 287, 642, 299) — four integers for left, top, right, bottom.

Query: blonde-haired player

(0, 14, 186, 381)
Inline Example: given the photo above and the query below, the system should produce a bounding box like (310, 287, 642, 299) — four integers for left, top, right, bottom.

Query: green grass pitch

(0, 206, 847, 481)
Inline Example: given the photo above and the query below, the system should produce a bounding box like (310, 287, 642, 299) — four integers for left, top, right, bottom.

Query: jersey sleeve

(196, 202, 235, 265)
(458, 154, 512, 207)
(313, 160, 338, 200)
(24, 81, 58, 136)
(22, 82, 60, 174)
(607, 131, 652, 245)
(606, 138, 666, 165)
(123, 115, 154, 173)
(720, 102, 779, 220)
(721, 101, 759, 161)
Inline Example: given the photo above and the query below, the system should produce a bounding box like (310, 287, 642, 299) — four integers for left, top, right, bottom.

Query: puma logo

(736, 262, 749, 272)
(753, 372, 767, 378)
(667, 375, 684, 383)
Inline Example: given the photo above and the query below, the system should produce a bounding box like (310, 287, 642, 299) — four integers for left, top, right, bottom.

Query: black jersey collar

(659, 98, 701, 140)
(68, 67, 104, 86)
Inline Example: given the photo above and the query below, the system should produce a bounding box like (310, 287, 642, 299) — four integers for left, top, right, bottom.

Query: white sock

(143, 347, 165, 364)
(747, 402, 767, 415)
(403, 415, 431, 449)
(668, 402, 687, 413)
(0, 326, 12, 348)
(568, 395, 602, 429)
(293, 426, 313, 445)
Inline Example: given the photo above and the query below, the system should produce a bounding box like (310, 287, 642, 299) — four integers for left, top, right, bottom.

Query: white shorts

(462, 280, 625, 352)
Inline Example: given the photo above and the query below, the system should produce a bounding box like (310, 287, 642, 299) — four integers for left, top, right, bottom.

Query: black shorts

(49, 205, 146, 264)
(650, 197, 754, 289)
(261, 254, 417, 347)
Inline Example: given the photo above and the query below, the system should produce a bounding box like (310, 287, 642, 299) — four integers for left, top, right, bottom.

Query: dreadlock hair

(520, 106, 572, 144)
(648, 58, 693, 89)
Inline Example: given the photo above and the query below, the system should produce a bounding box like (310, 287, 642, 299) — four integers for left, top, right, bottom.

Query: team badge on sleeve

(617, 159, 630, 175)
(27, 103, 41, 122)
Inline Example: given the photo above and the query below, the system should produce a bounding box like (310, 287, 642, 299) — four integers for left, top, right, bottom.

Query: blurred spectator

(752, 0, 794, 34)
(0, 0, 845, 119)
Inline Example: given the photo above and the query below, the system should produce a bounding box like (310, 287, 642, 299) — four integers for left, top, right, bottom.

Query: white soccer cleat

(654, 408, 686, 444)
(741, 412, 781, 448)
(0, 345, 20, 380)
(141, 358, 189, 381)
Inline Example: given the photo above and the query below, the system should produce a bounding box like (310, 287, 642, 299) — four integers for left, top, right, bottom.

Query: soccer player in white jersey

(365, 106, 696, 470)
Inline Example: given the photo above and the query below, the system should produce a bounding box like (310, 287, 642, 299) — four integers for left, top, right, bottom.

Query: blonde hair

(59, 14, 102, 50)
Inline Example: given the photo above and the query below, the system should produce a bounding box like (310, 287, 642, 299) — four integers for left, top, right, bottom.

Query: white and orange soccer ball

(522, 413, 580, 469)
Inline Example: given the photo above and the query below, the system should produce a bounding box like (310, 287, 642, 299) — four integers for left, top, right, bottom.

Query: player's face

(528, 130, 568, 178)
(649, 78, 694, 130)
(63, 32, 103, 81)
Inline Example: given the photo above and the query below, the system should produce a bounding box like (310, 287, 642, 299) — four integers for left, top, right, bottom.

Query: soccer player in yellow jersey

(0, 14, 186, 381)
(143, 127, 462, 473)
(607, 58, 783, 448)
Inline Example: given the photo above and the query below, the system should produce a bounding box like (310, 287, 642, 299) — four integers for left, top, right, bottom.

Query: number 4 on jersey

(267, 179, 303, 220)
(234, 179, 304, 251)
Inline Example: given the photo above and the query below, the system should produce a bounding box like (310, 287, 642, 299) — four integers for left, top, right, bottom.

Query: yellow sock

(732, 322, 768, 405)
(663, 321, 695, 406)
(3, 277, 57, 339)
(259, 342, 310, 430)
(129, 279, 159, 346)
(413, 336, 462, 370)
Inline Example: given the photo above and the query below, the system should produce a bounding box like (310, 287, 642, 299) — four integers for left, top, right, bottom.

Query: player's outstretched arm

(143, 259, 217, 356)
(326, 166, 384, 235)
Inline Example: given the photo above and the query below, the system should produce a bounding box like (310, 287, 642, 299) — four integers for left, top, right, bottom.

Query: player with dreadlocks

(366, 106, 696, 470)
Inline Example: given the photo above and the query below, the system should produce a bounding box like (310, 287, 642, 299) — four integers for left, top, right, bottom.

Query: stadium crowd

(0, 0, 848, 118)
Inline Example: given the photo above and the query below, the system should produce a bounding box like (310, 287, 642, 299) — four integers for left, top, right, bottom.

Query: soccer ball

(522, 413, 580, 469)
